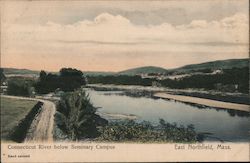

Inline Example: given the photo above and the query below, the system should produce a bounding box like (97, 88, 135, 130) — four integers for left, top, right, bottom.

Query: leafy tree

(59, 68, 86, 91)
(7, 78, 34, 96)
(0, 68, 6, 85)
(55, 90, 107, 140)
(39, 70, 47, 82)
(35, 68, 86, 94)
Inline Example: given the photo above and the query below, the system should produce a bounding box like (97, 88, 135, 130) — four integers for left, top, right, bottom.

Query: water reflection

(87, 89, 250, 142)
(101, 90, 249, 118)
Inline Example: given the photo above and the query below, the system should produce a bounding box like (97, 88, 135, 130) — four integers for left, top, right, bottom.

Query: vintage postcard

(0, 0, 249, 162)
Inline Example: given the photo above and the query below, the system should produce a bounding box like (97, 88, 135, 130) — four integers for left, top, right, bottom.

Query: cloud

(4, 12, 248, 45)
(2, 12, 249, 71)
(2, 0, 248, 26)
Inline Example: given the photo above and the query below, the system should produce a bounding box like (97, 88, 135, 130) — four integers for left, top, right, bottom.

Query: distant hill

(171, 58, 249, 73)
(1, 68, 114, 77)
(2, 68, 40, 75)
(2, 58, 248, 77)
(118, 66, 168, 75)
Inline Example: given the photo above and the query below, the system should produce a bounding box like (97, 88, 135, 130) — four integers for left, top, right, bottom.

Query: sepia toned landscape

(0, 0, 249, 144)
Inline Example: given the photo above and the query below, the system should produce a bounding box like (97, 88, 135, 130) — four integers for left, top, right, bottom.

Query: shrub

(7, 78, 35, 97)
(55, 90, 107, 140)
(96, 119, 202, 142)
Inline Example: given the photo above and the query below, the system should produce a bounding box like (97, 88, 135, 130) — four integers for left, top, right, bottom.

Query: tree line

(2, 66, 249, 96)
(87, 75, 154, 86)
(35, 68, 86, 94)
(2, 68, 86, 96)
(160, 67, 249, 93)
(88, 67, 249, 93)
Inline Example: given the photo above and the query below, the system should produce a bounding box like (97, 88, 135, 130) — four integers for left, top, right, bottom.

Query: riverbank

(154, 93, 249, 112)
(86, 84, 249, 105)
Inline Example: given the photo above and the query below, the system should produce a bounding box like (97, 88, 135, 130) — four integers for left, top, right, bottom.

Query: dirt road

(1, 95, 56, 142)
(154, 93, 250, 112)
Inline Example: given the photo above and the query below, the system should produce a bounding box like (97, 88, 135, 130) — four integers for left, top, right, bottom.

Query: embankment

(10, 102, 43, 143)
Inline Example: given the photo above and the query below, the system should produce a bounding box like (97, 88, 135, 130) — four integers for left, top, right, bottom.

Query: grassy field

(0, 97, 37, 140)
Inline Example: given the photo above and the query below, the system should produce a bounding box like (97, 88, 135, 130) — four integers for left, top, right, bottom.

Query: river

(86, 89, 249, 142)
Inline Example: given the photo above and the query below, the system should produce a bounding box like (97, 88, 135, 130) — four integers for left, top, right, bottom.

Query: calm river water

(87, 89, 249, 142)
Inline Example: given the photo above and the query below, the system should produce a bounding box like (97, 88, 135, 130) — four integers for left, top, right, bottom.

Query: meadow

(0, 97, 37, 141)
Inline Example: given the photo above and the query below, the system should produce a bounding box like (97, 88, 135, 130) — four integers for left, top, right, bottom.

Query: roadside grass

(0, 97, 37, 140)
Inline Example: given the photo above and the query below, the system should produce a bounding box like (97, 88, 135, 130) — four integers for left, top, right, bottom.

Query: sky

(1, 0, 249, 72)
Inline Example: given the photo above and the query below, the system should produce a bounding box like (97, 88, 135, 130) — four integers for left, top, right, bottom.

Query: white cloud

(3, 12, 248, 44)
(188, 20, 208, 28)
(1, 12, 249, 71)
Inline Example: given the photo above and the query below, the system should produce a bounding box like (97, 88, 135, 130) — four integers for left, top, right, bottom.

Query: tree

(35, 68, 87, 94)
(56, 90, 108, 140)
(39, 70, 47, 82)
(59, 68, 86, 91)
(0, 68, 6, 85)
(7, 78, 34, 96)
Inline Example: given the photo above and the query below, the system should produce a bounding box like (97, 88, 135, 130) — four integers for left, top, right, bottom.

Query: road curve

(1, 95, 56, 142)
(154, 93, 250, 112)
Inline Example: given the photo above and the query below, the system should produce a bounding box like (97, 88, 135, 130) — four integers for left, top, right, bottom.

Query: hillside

(172, 58, 249, 73)
(2, 58, 248, 77)
(2, 68, 40, 75)
(118, 66, 168, 75)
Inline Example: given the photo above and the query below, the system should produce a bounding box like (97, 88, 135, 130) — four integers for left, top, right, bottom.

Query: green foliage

(54, 91, 201, 142)
(0, 97, 37, 141)
(0, 68, 6, 84)
(88, 75, 153, 86)
(97, 119, 201, 142)
(35, 72, 59, 94)
(55, 90, 108, 140)
(88, 67, 249, 93)
(160, 67, 249, 93)
(59, 68, 86, 91)
(2, 68, 39, 75)
(35, 68, 86, 94)
(173, 58, 249, 73)
(7, 78, 35, 96)
(119, 66, 167, 75)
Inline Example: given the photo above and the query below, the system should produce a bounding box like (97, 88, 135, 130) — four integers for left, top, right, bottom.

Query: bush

(55, 90, 107, 140)
(7, 78, 35, 97)
(96, 119, 202, 142)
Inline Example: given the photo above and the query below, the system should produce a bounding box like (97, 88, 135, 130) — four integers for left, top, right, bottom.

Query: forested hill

(1, 58, 248, 76)
(171, 58, 249, 73)
(2, 68, 40, 75)
(116, 59, 249, 75)
(118, 66, 167, 75)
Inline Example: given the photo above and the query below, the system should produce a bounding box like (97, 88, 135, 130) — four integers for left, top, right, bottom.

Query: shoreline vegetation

(0, 60, 249, 143)
(54, 90, 204, 143)
(87, 84, 250, 111)
(87, 66, 249, 94)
